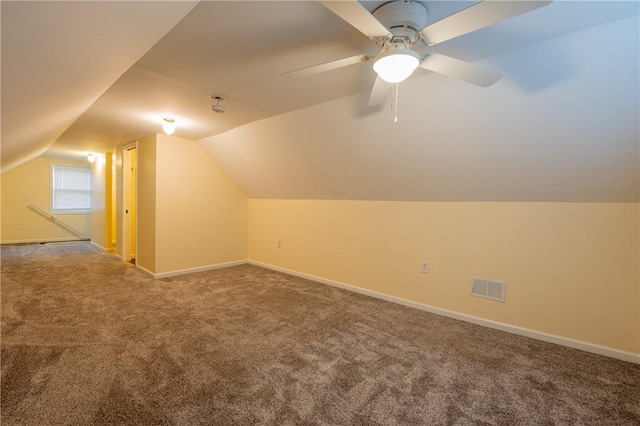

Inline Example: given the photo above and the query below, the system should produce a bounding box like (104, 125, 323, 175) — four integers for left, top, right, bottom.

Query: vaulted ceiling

(2, 1, 639, 201)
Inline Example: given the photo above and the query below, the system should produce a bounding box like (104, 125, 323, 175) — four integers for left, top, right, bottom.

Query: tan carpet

(1, 243, 639, 425)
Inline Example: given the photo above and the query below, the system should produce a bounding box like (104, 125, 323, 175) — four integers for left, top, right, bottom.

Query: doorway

(120, 143, 137, 263)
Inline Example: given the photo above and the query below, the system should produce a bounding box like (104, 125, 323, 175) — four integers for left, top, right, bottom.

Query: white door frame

(116, 141, 137, 262)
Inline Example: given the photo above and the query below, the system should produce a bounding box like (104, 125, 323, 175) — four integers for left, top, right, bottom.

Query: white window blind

(52, 164, 91, 212)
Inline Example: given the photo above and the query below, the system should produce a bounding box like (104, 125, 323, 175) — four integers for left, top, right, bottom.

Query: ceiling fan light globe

(373, 50, 419, 83)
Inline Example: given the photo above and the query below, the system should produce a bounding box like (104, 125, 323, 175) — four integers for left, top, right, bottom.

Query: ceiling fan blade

(421, 0, 552, 45)
(320, 0, 391, 39)
(419, 53, 503, 87)
(284, 54, 369, 77)
(368, 76, 391, 106)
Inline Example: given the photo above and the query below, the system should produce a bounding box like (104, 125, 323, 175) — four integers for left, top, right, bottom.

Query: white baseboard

(138, 259, 249, 279)
(90, 241, 106, 251)
(248, 260, 640, 365)
(135, 264, 155, 278)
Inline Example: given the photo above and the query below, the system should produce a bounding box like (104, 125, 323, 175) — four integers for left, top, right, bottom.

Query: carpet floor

(1, 243, 639, 425)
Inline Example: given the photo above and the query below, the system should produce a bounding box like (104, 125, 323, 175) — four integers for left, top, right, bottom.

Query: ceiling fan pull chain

(393, 82, 399, 123)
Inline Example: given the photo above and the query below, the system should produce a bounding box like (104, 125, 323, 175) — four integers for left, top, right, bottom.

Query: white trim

(137, 260, 249, 279)
(248, 260, 640, 365)
(88, 242, 115, 253)
(135, 264, 156, 278)
(1, 237, 88, 245)
(90, 241, 106, 251)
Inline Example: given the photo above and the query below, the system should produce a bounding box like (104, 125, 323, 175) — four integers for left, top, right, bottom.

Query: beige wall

(1, 156, 91, 243)
(248, 199, 640, 354)
(154, 134, 248, 273)
(115, 146, 124, 258)
(106, 153, 115, 251)
(90, 154, 107, 249)
(137, 135, 157, 272)
(131, 134, 247, 274)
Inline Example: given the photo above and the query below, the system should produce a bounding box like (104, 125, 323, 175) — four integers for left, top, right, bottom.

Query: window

(51, 164, 91, 212)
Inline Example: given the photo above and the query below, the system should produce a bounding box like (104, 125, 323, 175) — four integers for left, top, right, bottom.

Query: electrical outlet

(420, 260, 430, 273)
(276, 240, 281, 248)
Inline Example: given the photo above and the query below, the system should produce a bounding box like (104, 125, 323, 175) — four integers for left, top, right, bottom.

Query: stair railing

(28, 203, 90, 241)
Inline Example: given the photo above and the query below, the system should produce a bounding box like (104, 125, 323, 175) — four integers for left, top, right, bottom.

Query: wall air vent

(471, 277, 506, 302)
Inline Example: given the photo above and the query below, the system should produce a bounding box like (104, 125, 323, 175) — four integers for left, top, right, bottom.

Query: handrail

(28, 203, 90, 241)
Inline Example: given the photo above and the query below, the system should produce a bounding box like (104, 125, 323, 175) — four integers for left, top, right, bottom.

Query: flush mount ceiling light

(87, 153, 96, 163)
(162, 117, 176, 135)
(373, 46, 420, 83)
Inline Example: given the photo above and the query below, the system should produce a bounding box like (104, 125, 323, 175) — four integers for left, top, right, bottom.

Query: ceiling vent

(471, 277, 506, 302)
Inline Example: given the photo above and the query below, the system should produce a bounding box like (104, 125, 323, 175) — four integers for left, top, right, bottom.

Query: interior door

(121, 145, 137, 263)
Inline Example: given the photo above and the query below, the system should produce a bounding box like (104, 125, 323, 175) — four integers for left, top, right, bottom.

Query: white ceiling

(1, 0, 199, 171)
(203, 15, 639, 202)
(2, 1, 639, 201)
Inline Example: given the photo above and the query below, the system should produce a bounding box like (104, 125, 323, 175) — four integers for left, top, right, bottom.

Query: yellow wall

(248, 199, 640, 354)
(154, 134, 248, 273)
(137, 135, 157, 272)
(90, 154, 107, 249)
(105, 153, 115, 251)
(114, 145, 124, 258)
(131, 134, 247, 274)
(1, 156, 91, 243)
(89, 152, 115, 252)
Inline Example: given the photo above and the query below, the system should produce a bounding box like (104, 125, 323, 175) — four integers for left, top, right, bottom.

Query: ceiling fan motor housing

(373, 0, 428, 43)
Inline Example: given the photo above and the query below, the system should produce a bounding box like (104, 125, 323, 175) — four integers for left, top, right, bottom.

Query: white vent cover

(471, 277, 506, 302)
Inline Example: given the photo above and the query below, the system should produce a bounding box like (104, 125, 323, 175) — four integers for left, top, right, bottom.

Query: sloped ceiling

(0, 1, 198, 172)
(1, 1, 639, 202)
(201, 15, 640, 202)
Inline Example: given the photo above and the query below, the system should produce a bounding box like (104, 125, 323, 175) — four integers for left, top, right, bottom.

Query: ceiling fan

(286, 0, 552, 106)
